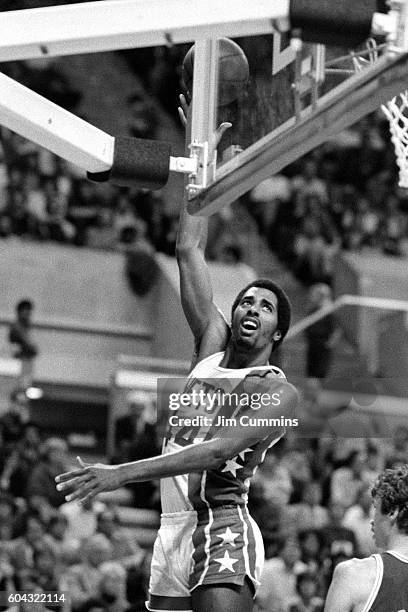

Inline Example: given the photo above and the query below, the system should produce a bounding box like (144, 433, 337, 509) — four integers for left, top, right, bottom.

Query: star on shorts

(214, 550, 239, 573)
(216, 527, 240, 547)
(238, 447, 254, 461)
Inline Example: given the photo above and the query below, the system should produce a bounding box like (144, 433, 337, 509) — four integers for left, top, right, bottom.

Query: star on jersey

(217, 527, 240, 547)
(221, 457, 242, 477)
(238, 447, 254, 461)
(214, 550, 239, 573)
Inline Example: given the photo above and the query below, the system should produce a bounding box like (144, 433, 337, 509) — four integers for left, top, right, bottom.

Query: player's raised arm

(175, 95, 231, 348)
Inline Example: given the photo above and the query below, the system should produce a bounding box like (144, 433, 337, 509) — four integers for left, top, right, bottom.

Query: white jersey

(160, 351, 288, 513)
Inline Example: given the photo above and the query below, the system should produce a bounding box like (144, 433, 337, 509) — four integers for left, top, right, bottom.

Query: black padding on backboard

(88, 137, 171, 190)
(290, 0, 378, 46)
(87, 170, 110, 183)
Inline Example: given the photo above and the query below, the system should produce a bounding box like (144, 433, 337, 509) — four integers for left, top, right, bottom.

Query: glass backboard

(187, 33, 408, 215)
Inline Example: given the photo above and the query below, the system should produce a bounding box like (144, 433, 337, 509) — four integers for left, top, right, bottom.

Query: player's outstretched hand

(177, 93, 232, 155)
(55, 456, 123, 505)
(178, 93, 189, 128)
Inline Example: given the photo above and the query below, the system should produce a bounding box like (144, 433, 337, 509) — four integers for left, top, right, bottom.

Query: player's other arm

(324, 558, 375, 612)
(55, 380, 298, 504)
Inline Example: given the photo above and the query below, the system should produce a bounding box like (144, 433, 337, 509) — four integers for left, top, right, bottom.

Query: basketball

(181, 38, 249, 106)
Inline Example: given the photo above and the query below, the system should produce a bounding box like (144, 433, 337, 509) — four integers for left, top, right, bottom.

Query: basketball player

(55, 99, 298, 612)
(324, 465, 408, 612)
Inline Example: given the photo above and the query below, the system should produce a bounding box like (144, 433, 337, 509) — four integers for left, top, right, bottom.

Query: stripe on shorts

(245, 506, 264, 584)
(195, 470, 213, 587)
(237, 504, 252, 581)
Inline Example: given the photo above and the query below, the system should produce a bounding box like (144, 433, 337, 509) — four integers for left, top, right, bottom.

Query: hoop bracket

(169, 156, 198, 174)
(186, 140, 210, 198)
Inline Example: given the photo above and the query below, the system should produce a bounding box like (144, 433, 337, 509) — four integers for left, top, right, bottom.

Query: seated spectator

(127, 93, 158, 140)
(318, 502, 357, 562)
(281, 450, 313, 504)
(293, 217, 333, 286)
(381, 192, 407, 256)
(158, 214, 178, 256)
(1, 423, 41, 497)
(87, 208, 117, 250)
(7, 512, 47, 572)
(358, 443, 382, 488)
(288, 481, 329, 533)
(7, 183, 28, 236)
(60, 497, 106, 543)
(255, 537, 307, 612)
(384, 425, 408, 468)
(96, 508, 144, 569)
(330, 450, 371, 508)
(249, 495, 287, 555)
(46, 180, 75, 243)
(44, 512, 79, 566)
(67, 180, 100, 246)
(0, 493, 19, 542)
(25, 495, 56, 527)
(304, 283, 340, 379)
(298, 529, 324, 575)
(0, 550, 16, 601)
(60, 534, 113, 612)
(342, 487, 376, 556)
(248, 173, 292, 233)
(357, 197, 380, 247)
(291, 158, 328, 205)
(24, 172, 49, 240)
(32, 542, 60, 592)
(0, 214, 12, 238)
(288, 571, 324, 612)
(113, 194, 139, 244)
(26, 438, 70, 508)
(123, 221, 158, 297)
(10, 568, 53, 612)
(114, 392, 159, 509)
(252, 447, 293, 508)
(77, 561, 129, 612)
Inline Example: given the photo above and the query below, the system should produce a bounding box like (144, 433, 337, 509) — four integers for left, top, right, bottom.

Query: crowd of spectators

(1, 109, 407, 295)
(0, 391, 153, 612)
(247, 110, 408, 287)
(0, 130, 180, 255)
(250, 426, 408, 612)
(1, 384, 407, 612)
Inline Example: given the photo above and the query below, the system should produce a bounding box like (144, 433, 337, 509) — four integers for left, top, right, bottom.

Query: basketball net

(353, 38, 408, 190)
(382, 92, 408, 188)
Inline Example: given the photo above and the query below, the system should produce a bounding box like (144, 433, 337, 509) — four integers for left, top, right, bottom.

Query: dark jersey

(366, 551, 408, 612)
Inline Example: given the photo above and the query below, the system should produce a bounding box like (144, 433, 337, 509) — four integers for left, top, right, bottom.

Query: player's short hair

(372, 465, 408, 535)
(231, 278, 291, 352)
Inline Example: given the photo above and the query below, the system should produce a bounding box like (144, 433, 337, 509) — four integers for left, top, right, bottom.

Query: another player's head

(371, 464, 408, 548)
(231, 279, 291, 353)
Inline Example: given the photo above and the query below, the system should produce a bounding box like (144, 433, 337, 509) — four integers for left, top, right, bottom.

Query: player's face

(231, 287, 280, 350)
(371, 497, 391, 549)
